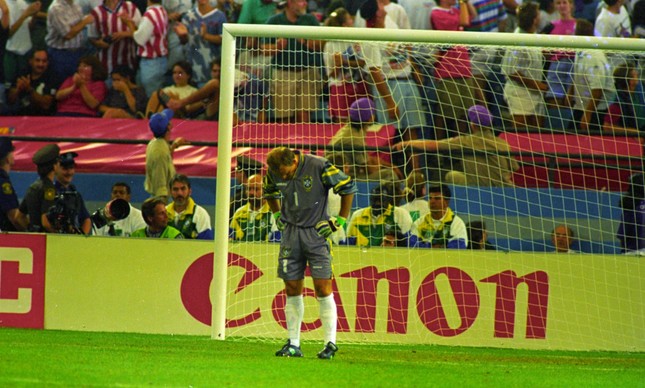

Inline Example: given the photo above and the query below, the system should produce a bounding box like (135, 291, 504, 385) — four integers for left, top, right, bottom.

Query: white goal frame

(212, 23, 645, 340)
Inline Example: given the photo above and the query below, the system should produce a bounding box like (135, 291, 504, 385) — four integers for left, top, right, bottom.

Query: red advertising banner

(0, 233, 46, 329)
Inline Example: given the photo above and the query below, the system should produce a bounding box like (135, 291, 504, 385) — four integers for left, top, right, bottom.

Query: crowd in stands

(0, 0, 642, 130)
(0, 0, 643, 251)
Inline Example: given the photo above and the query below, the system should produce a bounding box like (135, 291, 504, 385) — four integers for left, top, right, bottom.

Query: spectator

(398, 0, 433, 30)
(633, 0, 645, 38)
(3, 0, 41, 85)
(400, 170, 430, 222)
(131, 196, 184, 238)
(166, 58, 225, 121)
(542, 0, 577, 107)
(617, 172, 645, 255)
(18, 143, 60, 232)
(162, 0, 191, 83)
(236, 0, 277, 64)
(537, 0, 558, 31)
(93, 182, 146, 236)
(215, 0, 240, 23)
(543, 0, 576, 34)
(348, 0, 398, 126)
(346, 183, 413, 247)
(145, 60, 203, 118)
(121, 0, 169, 97)
(358, 0, 423, 174)
(144, 108, 189, 200)
(166, 174, 213, 239)
(603, 62, 645, 135)
(325, 97, 400, 181)
(501, 2, 547, 130)
(261, 0, 324, 123)
(98, 65, 148, 118)
(411, 183, 468, 248)
(396, 105, 519, 187)
(230, 173, 277, 241)
(89, 0, 141, 75)
(45, 0, 95, 86)
(53, 151, 92, 234)
(594, 0, 631, 37)
(229, 155, 263, 220)
(551, 224, 576, 253)
(322, 7, 368, 122)
(466, 220, 496, 249)
(28, 0, 51, 51)
(7, 49, 57, 116)
(354, 0, 411, 29)
(566, 19, 615, 132)
(0, 137, 27, 231)
(174, 0, 226, 87)
(430, 0, 479, 139)
(55, 55, 108, 117)
(465, 0, 507, 32)
(237, 0, 276, 25)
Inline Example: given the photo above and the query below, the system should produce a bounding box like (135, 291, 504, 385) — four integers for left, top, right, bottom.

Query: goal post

(213, 23, 644, 349)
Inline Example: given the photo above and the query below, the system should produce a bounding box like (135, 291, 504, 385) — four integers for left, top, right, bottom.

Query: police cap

(235, 155, 263, 175)
(0, 137, 14, 160)
(32, 144, 60, 166)
(59, 151, 79, 168)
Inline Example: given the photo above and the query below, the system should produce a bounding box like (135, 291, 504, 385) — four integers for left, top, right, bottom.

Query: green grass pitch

(1, 328, 643, 386)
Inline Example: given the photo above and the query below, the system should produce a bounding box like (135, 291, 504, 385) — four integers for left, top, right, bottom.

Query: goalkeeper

(264, 147, 356, 359)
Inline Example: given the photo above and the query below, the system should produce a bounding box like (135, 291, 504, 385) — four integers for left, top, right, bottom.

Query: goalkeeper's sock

(318, 293, 337, 345)
(285, 295, 304, 347)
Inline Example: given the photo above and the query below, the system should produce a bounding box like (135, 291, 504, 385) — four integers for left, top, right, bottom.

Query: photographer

(52, 152, 91, 234)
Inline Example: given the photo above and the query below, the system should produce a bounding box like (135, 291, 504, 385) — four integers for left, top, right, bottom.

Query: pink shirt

(431, 7, 472, 79)
(550, 19, 576, 36)
(57, 77, 108, 116)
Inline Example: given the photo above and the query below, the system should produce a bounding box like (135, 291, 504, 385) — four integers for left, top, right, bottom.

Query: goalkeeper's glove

(273, 212, 286, 231)
(315, 216, 346, 238)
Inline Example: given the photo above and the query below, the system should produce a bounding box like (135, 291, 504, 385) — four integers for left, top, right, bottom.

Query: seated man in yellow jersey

(230, 174, 278, 242)
(166, 174, 213, 239)
(410, 184, 467, 248)
(346, 183, 413, 247)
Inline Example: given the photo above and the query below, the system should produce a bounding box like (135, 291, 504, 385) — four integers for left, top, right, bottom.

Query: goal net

(214, 23, 644, 351)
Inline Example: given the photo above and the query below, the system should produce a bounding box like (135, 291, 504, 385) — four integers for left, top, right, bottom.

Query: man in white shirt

(594, 0, 631, 37)
(567, 19, 615, 132)
(94, 182, 146, 236)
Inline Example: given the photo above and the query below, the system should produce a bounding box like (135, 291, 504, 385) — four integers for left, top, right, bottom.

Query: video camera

(46, 190, 82, 234)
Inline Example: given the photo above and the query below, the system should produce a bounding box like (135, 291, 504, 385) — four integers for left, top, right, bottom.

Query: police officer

(54, 152, 92, 234)
(230, 155, 263, 220)
(19, 144, 60, 232)
(0, 138, 27, 231)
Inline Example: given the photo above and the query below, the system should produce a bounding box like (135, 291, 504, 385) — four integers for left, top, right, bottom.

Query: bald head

(246, 174, 264, 209)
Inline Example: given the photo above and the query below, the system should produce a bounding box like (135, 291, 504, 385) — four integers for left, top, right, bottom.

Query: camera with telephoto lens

(46, 190, 81, 234)
(90, 198, 130, 229)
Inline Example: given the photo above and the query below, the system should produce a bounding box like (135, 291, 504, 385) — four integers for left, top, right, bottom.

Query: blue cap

(59, 151, 79, 168)
(0, 137, 14, 160)
(149, 109, 174, 137)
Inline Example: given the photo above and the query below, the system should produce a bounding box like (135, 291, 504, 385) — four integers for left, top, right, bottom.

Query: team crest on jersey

(2, 182, 13, 195)
(44, 188, 56, 201)
(280, 247, 291, 258)
(302, 175, 313, 192)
